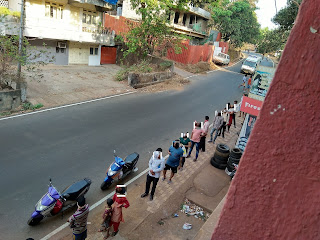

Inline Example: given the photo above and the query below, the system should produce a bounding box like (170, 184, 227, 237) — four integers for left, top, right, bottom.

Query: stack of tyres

(210, 144, 230, 169)
(225, 148, 242, 175)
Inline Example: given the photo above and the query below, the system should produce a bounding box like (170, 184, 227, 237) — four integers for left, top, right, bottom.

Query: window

(189, 15, 195, 25)
(90, 47, 99, 55)
(82, 10, 98, 25)
(174, 12, 179, 24)
(45, 2, 63, 19)
(182, 14, 187, 26)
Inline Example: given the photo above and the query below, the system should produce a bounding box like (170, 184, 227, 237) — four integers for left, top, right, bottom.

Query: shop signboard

(240, 96, 263, 116)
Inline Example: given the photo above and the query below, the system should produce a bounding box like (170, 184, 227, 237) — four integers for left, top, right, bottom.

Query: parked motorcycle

(27, 178, 91, 226)
(101, 151, 139, 190)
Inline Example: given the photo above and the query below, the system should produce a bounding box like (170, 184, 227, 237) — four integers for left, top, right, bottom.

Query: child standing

(98, 198, 114, 239)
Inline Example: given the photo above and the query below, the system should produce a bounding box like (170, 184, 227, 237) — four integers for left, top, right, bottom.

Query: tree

(118, 0, 190, 60)
(272, 0, 302, 31)
(0, 11, 54, 89)
(256, 28, 289, 54)
(256, 0, 301, 55)
(210, 0, 260, 47)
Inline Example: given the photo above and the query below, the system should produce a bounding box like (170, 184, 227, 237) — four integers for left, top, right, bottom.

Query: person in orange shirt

(247, 75, 252, 90)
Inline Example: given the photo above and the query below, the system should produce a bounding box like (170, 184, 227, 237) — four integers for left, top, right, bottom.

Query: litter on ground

(180, 199, 210, 221)
(182, 223, 192, 230)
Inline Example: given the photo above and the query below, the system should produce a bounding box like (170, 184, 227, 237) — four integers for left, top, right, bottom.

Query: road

(0, 57, 271, 239)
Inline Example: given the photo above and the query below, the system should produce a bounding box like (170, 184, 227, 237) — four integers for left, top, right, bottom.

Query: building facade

(2, 0, 116, 65)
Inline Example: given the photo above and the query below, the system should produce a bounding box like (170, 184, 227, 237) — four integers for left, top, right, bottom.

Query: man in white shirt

(200, 116, 210, 152)
(141, 148, 165, 201)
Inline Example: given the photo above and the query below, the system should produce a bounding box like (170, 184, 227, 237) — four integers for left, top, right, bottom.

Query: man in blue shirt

(163, 140, 183, 184)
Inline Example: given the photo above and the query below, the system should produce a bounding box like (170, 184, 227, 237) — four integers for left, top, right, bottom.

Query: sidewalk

(54, 116, 243, 240)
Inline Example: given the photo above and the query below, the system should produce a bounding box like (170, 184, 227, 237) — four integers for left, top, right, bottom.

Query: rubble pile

(180, 199, 210, 221)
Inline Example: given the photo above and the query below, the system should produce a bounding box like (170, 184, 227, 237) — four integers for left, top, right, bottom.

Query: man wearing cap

(141, 148, 165, 201)
(68, 196, 90, 240)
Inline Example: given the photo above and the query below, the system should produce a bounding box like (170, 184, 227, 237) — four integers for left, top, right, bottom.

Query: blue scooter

(27, 178, 91, 226)
(100, 151, 139, 190)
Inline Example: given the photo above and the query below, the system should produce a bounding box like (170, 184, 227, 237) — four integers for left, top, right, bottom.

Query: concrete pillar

(178, 12, 184, 25)
(185, 14, 190, 27)
(170, 12, 174, 25)
(211, 0, 320, 239)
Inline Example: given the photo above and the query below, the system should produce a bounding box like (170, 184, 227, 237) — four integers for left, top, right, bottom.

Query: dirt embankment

(174, 61, 218, 73)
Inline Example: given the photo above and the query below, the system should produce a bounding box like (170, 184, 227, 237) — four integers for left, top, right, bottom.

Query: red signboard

(240, 96, 263, 116)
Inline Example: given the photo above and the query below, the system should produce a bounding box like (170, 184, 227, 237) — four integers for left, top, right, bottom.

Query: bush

(0, 7, 11, 16)
(22, 102, 44, 110)
(0, 7, 20, 18)
(115, 61, 154, 81)
(159, 61, 172, 71)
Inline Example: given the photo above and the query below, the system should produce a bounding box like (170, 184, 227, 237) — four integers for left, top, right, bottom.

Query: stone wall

(128, 70, 173, 88)
(0, 89, 21, 111)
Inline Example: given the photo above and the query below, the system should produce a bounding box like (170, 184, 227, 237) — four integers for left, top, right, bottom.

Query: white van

(212, 53, 230, 66)
(241, 57, 259, 75)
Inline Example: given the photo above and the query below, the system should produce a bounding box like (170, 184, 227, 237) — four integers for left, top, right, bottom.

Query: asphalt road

(0, 59, 267, 239)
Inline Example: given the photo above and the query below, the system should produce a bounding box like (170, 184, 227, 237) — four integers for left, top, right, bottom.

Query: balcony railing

(82, 26, 111, 34)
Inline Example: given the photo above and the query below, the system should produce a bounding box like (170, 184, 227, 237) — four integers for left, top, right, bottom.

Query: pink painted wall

(167, 41, 215, 64)
(211, 0, 320, 239)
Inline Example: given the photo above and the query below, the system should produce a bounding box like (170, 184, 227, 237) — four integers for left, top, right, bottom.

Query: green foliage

(0, 34, 54, 87)
(257, 0, 301, 54)
(210, 0, 260, 47)
(272, 0, 301, 31)
(0, 111, 11, 116)
(159, 61, 172, 71)
(256, 28, 289, 54)
(22, 102, 44, 110)
(0, 7, 20, 18)
(119, 0, 190, 60)
(115, 61, 154, 81)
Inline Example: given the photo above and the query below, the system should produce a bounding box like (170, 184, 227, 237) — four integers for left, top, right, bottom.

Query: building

(108, 0, 211, 39)
(1, 0, 116, 65)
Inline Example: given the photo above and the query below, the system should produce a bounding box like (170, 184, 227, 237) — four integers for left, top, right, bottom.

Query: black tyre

(213, 154, 228, 165)
(210, 157, 227, 169)
(27, 216, 44, 226)
(100, 181, 112, 190)
(216, 144, 230, 154)
(230, 148, 242, 159)
(226, 164, 234, 172)
(214, 150, 230, 158)
(228, 156, 240, 165)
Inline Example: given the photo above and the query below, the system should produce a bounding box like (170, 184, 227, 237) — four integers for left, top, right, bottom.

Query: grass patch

(22, 102, 44, 111)
(0, 111, 11, 116)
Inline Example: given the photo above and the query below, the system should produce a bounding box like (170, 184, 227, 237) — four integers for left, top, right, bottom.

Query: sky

(255, 0, 288, 29)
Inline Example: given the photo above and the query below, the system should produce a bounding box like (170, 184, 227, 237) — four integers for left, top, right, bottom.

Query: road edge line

(0, 91, 136, 121)
(40, 154, 169, 240)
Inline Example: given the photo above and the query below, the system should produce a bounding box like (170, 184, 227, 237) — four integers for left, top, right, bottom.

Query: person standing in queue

(163, 141, 183, 184)
(199, 116, 210, 152)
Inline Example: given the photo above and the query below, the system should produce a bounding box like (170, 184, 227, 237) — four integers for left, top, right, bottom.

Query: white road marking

(40, 154, 169, 240)
(0, 91, 136, 122)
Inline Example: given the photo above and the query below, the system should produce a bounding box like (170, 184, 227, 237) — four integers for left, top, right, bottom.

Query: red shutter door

(101, 47, 117, 64)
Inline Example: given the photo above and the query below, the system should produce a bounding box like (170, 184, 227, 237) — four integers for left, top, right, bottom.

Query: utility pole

(17, 0, 25, 85)
(274, 0, 278, 14)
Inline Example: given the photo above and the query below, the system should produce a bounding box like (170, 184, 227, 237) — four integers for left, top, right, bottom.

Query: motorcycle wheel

(27, 216, 44, 226)
(100, 181, 112, 190)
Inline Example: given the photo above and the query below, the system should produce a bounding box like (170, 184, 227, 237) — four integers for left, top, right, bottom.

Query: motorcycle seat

(124, 152, 139, 164)
(62, 179, 91, 201)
